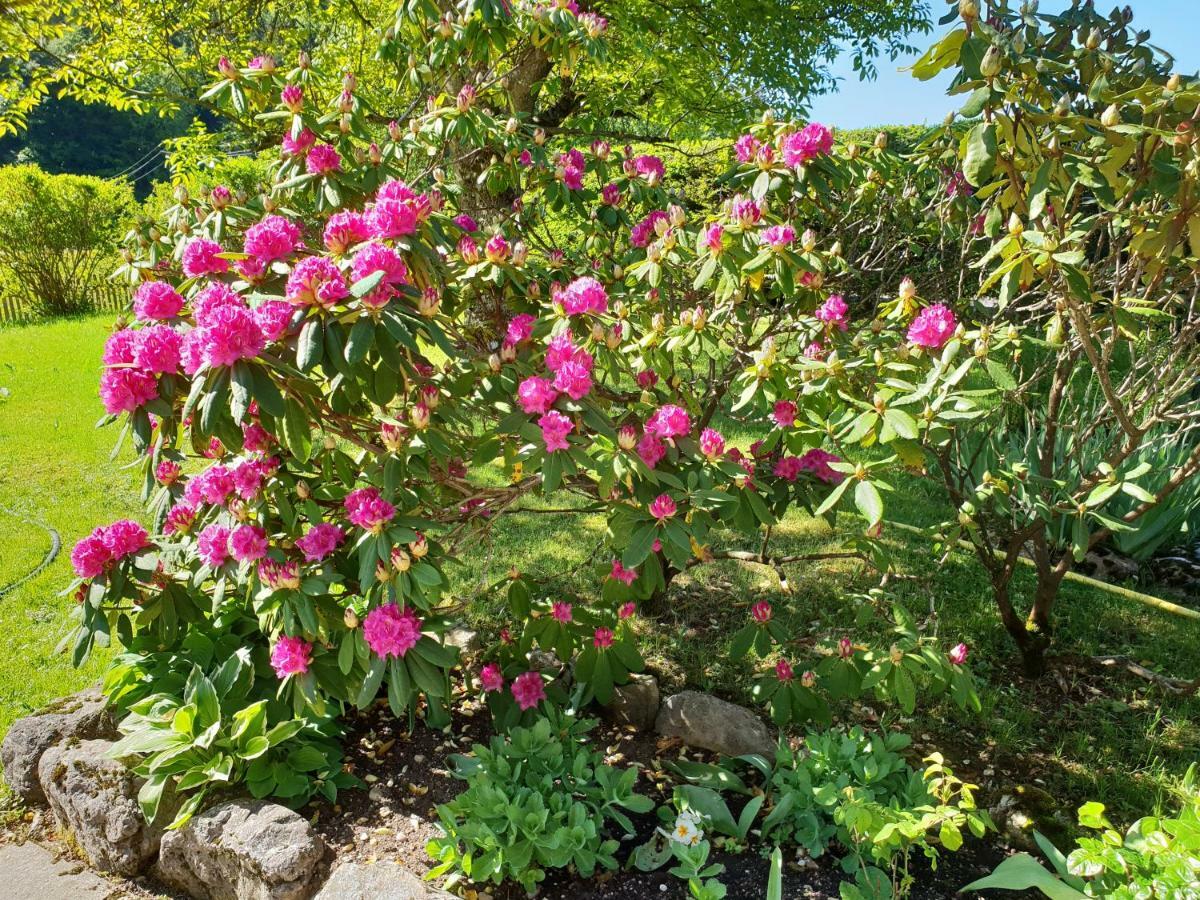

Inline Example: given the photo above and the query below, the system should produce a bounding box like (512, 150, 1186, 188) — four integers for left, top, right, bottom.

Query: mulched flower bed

(306, 697, 1038, 899)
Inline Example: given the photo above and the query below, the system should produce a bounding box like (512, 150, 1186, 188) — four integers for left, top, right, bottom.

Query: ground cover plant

(2, 0, 1200, 897)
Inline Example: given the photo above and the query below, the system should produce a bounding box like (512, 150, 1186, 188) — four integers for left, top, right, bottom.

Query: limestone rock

(314, 861, 456, 899)
(443, 625, 481, 654)
(603, 673, 660, 730)
(654, 690, 774, 757)
(37, 739, 160, 876)
(155, 799, 325, 900)
(2, 687, 117, 805)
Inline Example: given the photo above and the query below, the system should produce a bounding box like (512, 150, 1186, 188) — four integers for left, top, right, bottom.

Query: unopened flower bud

(410, 533, 429, 559)
(980, 45, 1002, 78)
(873, 131, 889, 150)
(344, 607, 359, 629)
(391, 546, 411, 572)
(899, 276, 917, 300)
(410, 402, 430, 429)
(801, 228, 817, 252)
(1100, 103, 1121, 128)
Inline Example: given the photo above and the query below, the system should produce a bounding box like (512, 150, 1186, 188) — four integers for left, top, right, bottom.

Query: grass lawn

(1, 315, 1198, 833)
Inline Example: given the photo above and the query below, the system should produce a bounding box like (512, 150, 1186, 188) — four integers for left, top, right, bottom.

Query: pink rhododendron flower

(801, 670, 816, 688)
(816, 294, 849, 331)
(182, 239, 229, 278)
(286, 257, 348, 308)
(752, 601, 772, 623)
(699, 428, 725, 459)
(506, 314, 535, 345)
(197, 524, 232, 567)
(703, 223, 725, 255)
(544, 332, 591, 372)
(71, 533, 111, 578)
(949, 642, 969, 665)
(538, 410, 573, 452)
(633, 154, 664, 183)
(243, 215, 303, 264)
(560, 276, 608, 316)
(196, 305, 264, 367)
(637, 433, 666, 469)
(296, 523, 345, 562)
(619, 601, 636, 619)
(485, 234, 509, 263)
(164, 503, 197, 535)
(772, 400, 797, 428)
(270, 636, 312, 678)
(551, 601, 573, 623)
(102, 519, 149, 558)
(458, 235, 480, 264)
(552, 360, 592, 400)
(282, 126, 317, 157)
(630, 211, 668, 248)
(323, 211, 371, 254)
(839, 637, 854, 659)
(804, 341, 826, 360)
(636, 369, 659, 389)
(646, 405, 690, 440)
(735, 133, 762, 162)
(259, 559, 300, 591)
(368, 184, 421, 238)
(351, 243, 408, 289)
(155, 460, 182, 485)
(480, 663, 504, 693)
(517, 376, 559, 414)
(99, 368, 158, 414)
(649, 493, 676, 521)
(774, 456, 802, 482)
(729, 196, 761, 228)
(782, 123, 833, 167)
(344, 487, 396, 532)
(133, 282, 184, 321)
(761, 224, 795, 250)
(133, 325, 182, 374)
(601, 182, 621, 205)
(363, 603, 423, 659)
(231, 460, 265, 499)
(610, 559, 637, 585)
(593, 627, 614, 649)
(797, 448, 844, 484)
(192, 282, 244, 327)
(776, 659, 794, 682)
(511, 671, 546, 710)
(185, 464, 234, 506)
(305, 143, 341, 175)
(102, 329, 138, 365)
(280, 83, 303, 112)
(907, 303, 957, 350)
(254, 300, 294, 342)
(453, 214, 478, 232)
(229, 524, 268, 562)
(242, 422, 273, 454)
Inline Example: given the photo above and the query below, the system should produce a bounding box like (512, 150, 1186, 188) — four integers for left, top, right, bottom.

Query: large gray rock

(443, 625, 480, 654)
(655, 691, 775, 758)
(37, 739, 161, 876)
(2, 687, 117, 805)
(156, 799, 325, 900)
(603, 673, 661, 731)
(314, 861, 455, 899)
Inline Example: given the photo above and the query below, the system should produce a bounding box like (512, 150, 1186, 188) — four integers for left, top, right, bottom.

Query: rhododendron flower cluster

(295, 523, 345, 562)
(649, 493, 677, 521)
(815, 294, 849, 330)
(559, 276, 608, 316)
(510, 671, 546, 710)
(908, 303, 958, 349)
(782, 122, 834, 167)
(538, 410, 574, 452)
(344, 488, 396, 532)
(71, 520, 149, 578)
(797, 448, 844, 484)
(363, 603, 423, 659)
(133, 282, 185, 321)
(270, 636, 313, 679)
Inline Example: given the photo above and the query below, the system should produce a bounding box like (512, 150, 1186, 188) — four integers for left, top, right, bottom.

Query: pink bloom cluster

(363, 603, 423, 659)
(761, 224, 795, 250)
(229, 524, 268, 562)
(511, 671, 546, 710)
(197, 523, 232, 567)
(480, 663, 504, 693)
(286, 257, 348, 308)
(295, 523, 345, 562)
(782, 123, 834, 167)
(630, 210, 668, 248)
(558, 148, 586, 190)
(182, 239, 230, 278)
(244, 215, 303, 265)
(797, 448, 844, 484)
(610, 559, 637, 585)
(306, 143, 342, 175)
(907, 304, 958, 350)
(368, 179, 430, 239)
(538, 410, 574, 452)
(646, 405, 690, 440)
(133, 282, 185, 321)
(649, 493, 676, 521)
(699, 428, 725, 459)
(324, 210, 371, 254)
(506, 313, 535, 346)
(560, 276, 608, 316)
(271, 636, 313, 678)
(70, 520, 149, 579)
(344, 487, 396, 532)
(632, 154, 664, 183)
(815, 294, 849, 331)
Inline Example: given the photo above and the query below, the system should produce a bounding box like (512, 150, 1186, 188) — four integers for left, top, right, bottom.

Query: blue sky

(808, 0, 1199, 129)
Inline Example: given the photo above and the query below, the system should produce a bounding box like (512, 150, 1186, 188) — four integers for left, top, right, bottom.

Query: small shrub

(426, 714, 654, 892)
(0, 164, 133, 318)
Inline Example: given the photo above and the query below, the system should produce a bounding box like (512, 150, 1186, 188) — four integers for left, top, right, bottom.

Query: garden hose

(0, 505, 61, 598)
(882, 517, 1200, 623)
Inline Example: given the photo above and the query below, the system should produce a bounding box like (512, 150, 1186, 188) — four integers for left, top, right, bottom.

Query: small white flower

(670, 813, 703, 846)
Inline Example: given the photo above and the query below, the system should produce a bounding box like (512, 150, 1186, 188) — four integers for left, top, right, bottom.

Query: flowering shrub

(66, 0, 1194, 844)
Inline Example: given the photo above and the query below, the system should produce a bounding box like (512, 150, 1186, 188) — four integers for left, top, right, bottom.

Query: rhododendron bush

(59, 0, 1200, 830)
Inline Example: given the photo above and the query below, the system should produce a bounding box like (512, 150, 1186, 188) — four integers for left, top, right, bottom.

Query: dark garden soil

(305, 694, 1039, 900)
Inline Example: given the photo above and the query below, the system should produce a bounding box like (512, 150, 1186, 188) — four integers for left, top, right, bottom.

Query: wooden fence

(0, 282, 129, 328)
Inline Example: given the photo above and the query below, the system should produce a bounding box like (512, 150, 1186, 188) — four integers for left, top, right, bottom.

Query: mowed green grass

(0, 317, 142, 742)
(1, 317, 1198, 830)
